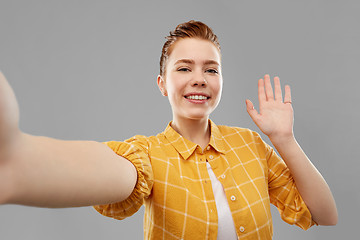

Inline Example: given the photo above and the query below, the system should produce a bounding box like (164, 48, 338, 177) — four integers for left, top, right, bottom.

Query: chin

(174, 105, 215, 121)
(183, 111, 211, 121)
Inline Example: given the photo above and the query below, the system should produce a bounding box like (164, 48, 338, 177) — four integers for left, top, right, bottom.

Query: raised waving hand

(246, 74, 338, 225)
(246, 74, 294, 140)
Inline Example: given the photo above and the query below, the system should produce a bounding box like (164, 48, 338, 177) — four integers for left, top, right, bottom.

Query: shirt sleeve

(93, 135, 153, 220)
(254, 132, 317, 230)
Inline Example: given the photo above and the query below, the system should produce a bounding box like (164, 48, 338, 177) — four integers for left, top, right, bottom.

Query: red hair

(159, 20, 221, 76)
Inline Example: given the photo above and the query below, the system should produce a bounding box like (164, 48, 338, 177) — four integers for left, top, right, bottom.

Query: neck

(171, 117, 210, 150)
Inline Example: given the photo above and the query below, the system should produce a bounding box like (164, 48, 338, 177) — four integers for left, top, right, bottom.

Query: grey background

(0, 0, 358, 239)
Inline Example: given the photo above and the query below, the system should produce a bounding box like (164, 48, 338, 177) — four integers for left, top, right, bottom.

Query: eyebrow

(174, 59, 220, 66)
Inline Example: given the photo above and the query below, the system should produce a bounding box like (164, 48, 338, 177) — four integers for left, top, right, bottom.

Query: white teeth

(186, 95, 208, 100)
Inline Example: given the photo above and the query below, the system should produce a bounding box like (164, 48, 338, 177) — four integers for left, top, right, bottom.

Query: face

(157, 38, 223, 122)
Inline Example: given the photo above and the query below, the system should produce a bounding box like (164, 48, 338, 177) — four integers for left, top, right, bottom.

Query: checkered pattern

(94, 120, 315, 239)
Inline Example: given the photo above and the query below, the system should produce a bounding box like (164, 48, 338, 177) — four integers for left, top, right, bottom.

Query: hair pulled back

(159, 20, 220, 76)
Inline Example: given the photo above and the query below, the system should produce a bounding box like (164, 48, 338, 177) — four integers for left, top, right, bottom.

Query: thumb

(0, 71, 20, 133)
(245, 99, 259, 121)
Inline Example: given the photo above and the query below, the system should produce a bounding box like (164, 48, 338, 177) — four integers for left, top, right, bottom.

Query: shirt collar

(163, 119, 226, 160)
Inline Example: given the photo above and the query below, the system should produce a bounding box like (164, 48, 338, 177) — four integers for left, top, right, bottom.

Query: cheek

(166, 76, 187, 96)
(211, 78, 223, 96)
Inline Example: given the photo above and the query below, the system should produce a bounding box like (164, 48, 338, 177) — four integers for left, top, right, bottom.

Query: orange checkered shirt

(94, 120, 316, 239)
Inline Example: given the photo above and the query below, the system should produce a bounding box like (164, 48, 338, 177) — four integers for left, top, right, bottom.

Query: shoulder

(216, 124, 275, 164)
(105, 130, 169, 153)
(217, 124, 262, 142)
(215, 124, 271, 154)
(124, 135, 150, 146)
(103, 135, 151, 156)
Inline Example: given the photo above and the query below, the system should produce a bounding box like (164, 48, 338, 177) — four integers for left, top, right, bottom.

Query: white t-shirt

(206, 162, 238, 240)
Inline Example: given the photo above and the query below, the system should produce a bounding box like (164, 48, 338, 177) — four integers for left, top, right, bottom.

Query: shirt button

(221, 174, 225, 179)
(239, 226, 245, 233)
(230, 195, 236, 201)
(209, 155, 214, 160)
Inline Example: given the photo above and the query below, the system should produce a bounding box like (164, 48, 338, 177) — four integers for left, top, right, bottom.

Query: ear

(157, 75, 167, 96)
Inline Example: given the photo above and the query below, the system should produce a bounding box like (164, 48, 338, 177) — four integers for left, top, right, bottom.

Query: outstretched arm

(0, 72, 137, 208)
(246, 74, 338, 225)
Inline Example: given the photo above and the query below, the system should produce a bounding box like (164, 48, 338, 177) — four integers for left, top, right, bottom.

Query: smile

(185, 95, 209, 100)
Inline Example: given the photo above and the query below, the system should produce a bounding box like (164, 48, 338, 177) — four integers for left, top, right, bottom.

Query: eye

(177, 67, 191, 72)
(206, 69, 218, 74)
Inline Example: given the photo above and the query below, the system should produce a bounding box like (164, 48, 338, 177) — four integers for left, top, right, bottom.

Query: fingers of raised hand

(259, 75, 291, 104)
(258, 78, 266, 103)
(273, 76, 283, 102)
(258, 75, 277, 104)
(284, 84, 292, 104)
(264, 74, 274, 101)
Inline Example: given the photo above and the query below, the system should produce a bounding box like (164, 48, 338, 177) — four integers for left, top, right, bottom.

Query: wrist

(0, 129, 23, 158)
(0, 132, 23, 205)
(268, 134, 302, 166)
(268, 132, 296, 148)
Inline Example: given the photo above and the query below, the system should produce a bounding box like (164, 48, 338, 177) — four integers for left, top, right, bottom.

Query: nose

(191, 71, 207, 87)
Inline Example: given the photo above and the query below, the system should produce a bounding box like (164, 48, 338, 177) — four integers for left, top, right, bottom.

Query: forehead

(167, 38, 221, 65)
